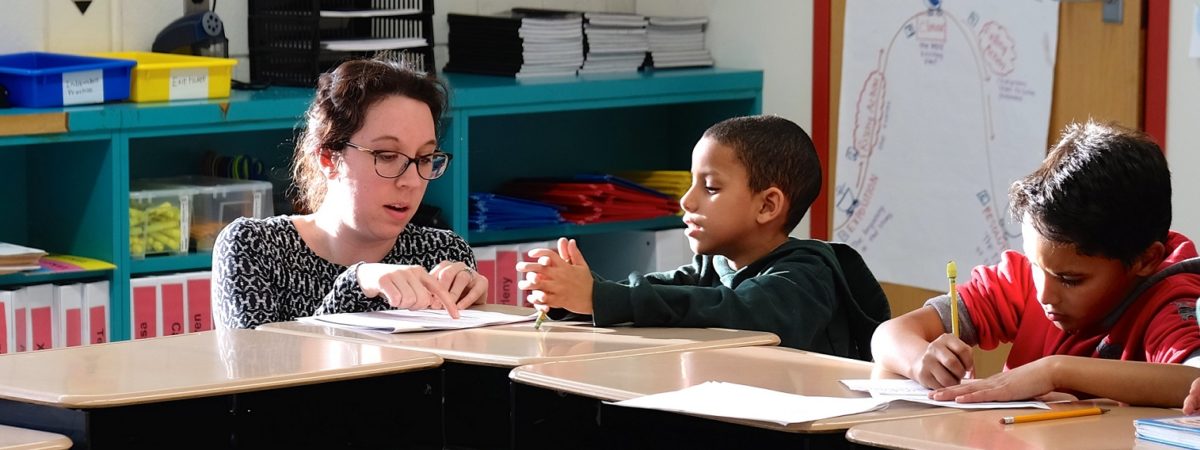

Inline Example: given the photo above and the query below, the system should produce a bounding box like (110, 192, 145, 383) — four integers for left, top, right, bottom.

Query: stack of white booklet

(300, 309, 538, 333)
(611, 379, 1048, 426)
(0, 242, 46, 275)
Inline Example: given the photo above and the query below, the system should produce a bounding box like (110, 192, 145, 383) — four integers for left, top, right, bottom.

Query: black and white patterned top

(212, 215, 476, 329)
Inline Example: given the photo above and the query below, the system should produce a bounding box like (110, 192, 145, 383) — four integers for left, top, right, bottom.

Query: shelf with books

(440, 67, 763, 240)
(0, 66, 761, 344)
(0, 87, 315, 343)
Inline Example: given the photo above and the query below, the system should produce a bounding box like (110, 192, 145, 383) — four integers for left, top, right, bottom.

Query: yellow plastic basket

(91, 52, 237, 102)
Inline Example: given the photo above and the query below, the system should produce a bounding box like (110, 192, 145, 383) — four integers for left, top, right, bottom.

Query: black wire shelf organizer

(249, 0, 435, 86)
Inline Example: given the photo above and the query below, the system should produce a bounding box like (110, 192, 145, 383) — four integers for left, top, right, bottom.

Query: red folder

(0, 295, 8, 354)
(14, 307, 26, 352)
(472, 248, 497, 304)
(30, 305, 52, 351)
(186, 273, 212, 333)
(65, 308, 82, 347)
(132, 284, 158, 340)
(495, 246, 519, 306)
(160, 279, 186, 336)
(84, 280, 110, 344)
(89, 303, 108, 344)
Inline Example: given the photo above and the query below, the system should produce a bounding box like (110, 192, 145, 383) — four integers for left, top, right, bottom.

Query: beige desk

(511, 346, 959, 433)
(0, 424, 70, 450)
(257, 305, 780, 449)
(846, 400, 1179, 450)
(257, 305, 780, 366)
(0, 329, 442, 449)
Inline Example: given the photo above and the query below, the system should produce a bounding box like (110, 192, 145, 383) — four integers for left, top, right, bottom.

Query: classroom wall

(1168, 0, 1200, 236)
(0, 0, 250, 80)
(634, 0, 815, 239)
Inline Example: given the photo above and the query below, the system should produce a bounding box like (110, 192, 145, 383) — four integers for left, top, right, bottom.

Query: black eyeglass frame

(342, 141, 453, 180)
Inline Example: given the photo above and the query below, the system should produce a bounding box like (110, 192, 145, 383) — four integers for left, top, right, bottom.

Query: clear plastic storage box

(129, 182, 192, 259)
(149, 176, 274, 252)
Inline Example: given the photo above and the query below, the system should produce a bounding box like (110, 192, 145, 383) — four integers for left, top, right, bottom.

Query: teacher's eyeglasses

(343, 142, 453, 180)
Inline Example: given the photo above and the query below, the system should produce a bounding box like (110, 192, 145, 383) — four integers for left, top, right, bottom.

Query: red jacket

(959, 231, 1200, 369)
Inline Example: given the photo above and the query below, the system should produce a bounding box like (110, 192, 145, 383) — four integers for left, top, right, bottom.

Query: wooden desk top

(509, 346, 960, 433)
(257, 306, 780, 367)
(0, 329, 441, 408)
(846, 400, 1179, 450)
(0, 424, 71, 450)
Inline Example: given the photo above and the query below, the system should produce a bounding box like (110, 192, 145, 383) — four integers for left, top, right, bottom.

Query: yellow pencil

(947, 261, 959, 338)
(1000, 407, 1107, 424)
(533, 310, 547, 330)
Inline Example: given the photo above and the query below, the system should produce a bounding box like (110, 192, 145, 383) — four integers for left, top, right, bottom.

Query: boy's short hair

(1009, 120, 1171, 265)
(703, 115, 821, 233)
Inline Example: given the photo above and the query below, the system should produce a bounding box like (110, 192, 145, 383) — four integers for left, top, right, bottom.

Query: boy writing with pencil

(873, 121, 1200, 407)
(516, 115, 891, 359)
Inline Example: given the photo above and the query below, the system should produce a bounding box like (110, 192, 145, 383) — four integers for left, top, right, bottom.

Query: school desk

(257, 305, 781, 449)
(0, 424, 71, 450)
(509, 345, 963, 449)
(845, 400, 1178, 450)
(0, 329, 443, 449)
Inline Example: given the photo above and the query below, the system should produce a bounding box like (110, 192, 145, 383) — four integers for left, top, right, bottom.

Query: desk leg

(511, 383, 602, 450)
(0, 395, 233, 449)
(442, 362, 511, 449)
(233, 370, 442, 449)
(598, 403, 854, 449)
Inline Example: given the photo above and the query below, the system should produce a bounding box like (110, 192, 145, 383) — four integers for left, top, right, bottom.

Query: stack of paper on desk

(614, 382, 890, 425)
(300, 309, 538, 333)
(838, 379, 1049, 410)
(611, 379, 1049, 426)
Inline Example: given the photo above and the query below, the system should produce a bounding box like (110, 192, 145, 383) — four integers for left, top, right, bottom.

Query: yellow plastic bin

(90, 52, 236, 102)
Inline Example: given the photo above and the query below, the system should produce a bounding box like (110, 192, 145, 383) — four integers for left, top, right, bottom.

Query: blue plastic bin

(0, 52, 135, 108)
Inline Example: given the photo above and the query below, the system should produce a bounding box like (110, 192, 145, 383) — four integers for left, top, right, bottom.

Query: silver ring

(457, 267, 474, 278)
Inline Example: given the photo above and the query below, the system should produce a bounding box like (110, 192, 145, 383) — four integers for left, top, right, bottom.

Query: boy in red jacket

(873, 121, 1200, 407)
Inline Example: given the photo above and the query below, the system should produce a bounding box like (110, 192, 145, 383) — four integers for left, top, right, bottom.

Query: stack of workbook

(445, 10, 584, 78)
(646, 16, 714, 69)
(468, 193, 565, 231)
(579, 12, 648, 75)
(499, 175, 680, 224)
(0, 242, 46, 275)
(618, 170, 691, 208)
(1134, 415, 1200, 449)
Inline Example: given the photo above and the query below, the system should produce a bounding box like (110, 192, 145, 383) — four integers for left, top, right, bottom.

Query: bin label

(169, 68, 209, 100)
(62, 69, 103, 105)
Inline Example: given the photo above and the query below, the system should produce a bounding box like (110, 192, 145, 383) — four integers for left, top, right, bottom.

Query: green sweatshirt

(588, 238, 890, 360)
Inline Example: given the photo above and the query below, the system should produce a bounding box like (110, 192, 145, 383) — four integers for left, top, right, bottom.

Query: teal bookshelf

(0, 67, 762, 342)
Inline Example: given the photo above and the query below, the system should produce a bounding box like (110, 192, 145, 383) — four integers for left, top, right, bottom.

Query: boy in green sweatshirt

(517, 115, 890, 359)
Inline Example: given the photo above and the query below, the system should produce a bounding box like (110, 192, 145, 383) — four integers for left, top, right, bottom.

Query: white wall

(0, 0, 251, 81)
(0, 0, 46, 53)
(1168, 0, 1200, 236)
(635, 0, 814, 238)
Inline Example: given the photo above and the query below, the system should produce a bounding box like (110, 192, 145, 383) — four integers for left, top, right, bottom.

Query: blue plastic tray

(0, 52, 135, 108)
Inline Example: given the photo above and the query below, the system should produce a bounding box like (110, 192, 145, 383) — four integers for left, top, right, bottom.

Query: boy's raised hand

(913, 333, 975, 388)
(516, 238, 595, 314)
